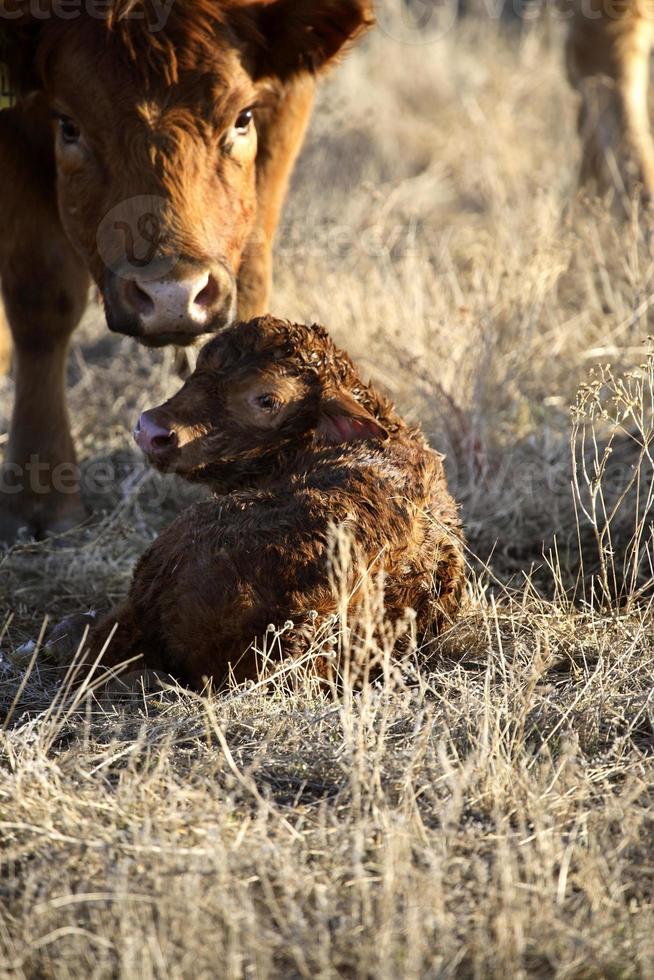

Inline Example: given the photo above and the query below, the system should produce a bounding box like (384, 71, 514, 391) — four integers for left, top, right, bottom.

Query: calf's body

(59, 317, 464, 688)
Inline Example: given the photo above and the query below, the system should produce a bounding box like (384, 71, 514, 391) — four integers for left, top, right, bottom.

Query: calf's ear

(235, 0, 374, 81)
(315, 389, 389, 446)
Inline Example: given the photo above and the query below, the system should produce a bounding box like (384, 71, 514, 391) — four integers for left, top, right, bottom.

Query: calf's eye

(255, 393, 280, 412)
(57, 115, 81, 145)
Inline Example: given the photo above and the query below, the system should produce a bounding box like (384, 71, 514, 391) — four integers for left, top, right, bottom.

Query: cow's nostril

(125, 279, 155, 316)
(118, 266, 232, 335)
(194, 274, 218, 310)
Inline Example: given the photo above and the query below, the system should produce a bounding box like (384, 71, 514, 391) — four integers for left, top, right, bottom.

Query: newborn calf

(56, 317, 465, 687)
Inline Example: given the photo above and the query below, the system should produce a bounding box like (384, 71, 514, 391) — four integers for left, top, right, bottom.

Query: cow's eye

(255, 393, 280, 412)
(57, 115, 81, 145)
(234, 108, 253, 135)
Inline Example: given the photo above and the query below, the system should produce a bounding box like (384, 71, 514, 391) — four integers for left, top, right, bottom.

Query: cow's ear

(315, 389, 389, 446)
(235, 0, 373, 81)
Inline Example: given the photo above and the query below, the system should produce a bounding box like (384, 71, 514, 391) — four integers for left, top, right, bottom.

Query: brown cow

(0, 0, 372, 541)
(43, 316, 465, 689)
(565, 1, 654, 203)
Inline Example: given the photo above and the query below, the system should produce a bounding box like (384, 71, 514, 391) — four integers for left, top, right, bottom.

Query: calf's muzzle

(134, 410, 178, 459)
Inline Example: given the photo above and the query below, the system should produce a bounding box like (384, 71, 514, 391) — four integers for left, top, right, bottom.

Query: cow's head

(2, 0, 372, 345)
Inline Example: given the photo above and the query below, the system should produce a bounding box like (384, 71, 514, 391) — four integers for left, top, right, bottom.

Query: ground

(2, 16, 654, 978)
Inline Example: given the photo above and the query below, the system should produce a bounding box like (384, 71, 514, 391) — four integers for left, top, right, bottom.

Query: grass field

(2, 16, 654, 978)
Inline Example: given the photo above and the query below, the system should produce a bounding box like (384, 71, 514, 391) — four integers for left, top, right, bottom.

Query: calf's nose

(134, 411, 178, 457)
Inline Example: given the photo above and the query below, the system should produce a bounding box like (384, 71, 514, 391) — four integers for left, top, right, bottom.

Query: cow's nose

(123, 269, 225, 332)
(134, 411, 178, 457)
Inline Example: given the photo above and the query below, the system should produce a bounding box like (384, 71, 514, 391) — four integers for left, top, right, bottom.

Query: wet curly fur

(54, 317, 464, 688)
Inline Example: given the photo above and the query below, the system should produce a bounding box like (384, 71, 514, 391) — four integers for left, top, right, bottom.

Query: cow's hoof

(0, 496, 88, 546)
(41, 505, 90, 540)
(0, 509, 35, 545)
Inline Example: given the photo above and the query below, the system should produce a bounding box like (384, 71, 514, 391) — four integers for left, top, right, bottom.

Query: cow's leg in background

(0, 101, 90, 542)
(566, 5, 654, 203)
(0, 297, 11, 376)
(237, 75, 316, 318)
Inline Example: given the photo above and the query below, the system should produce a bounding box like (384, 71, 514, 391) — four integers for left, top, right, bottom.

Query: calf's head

(5, 0, 372, 345)
(134, 316, 389, 484)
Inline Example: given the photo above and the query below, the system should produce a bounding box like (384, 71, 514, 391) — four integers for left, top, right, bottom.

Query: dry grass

(2, 17, 654, 978)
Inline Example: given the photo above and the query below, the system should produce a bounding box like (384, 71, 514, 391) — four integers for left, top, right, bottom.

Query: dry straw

(1, 19, 654, 979)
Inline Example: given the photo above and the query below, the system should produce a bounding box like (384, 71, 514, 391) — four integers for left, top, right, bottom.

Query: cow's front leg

(0, 243, 90, 542)
(237, 75, 316, 318)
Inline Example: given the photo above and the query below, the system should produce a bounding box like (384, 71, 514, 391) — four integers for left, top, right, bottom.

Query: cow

(0, 0, 373, 542)
(42, 316, 465, 689)
(565, 0, 654, 203)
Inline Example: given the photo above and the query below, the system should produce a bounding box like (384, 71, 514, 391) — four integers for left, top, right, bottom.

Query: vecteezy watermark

(374, 0, 539, 46)
(1, 456, 80, 496)
(0, 0, 175, 31)
(376, 0, 459, 44)
(0, 456, 177, 507)
(96, 195, 179, 282)
(275, 216, 422, 261)
(374, 0, 654, 43)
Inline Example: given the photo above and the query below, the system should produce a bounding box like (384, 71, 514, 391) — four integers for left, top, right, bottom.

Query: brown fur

(50, 316, 465, 689)
(565, 1, 654, 202)
(0, 0, 372, 540)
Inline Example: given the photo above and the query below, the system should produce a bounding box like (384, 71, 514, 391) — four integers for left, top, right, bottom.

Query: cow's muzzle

(104, 259, 236, 346)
